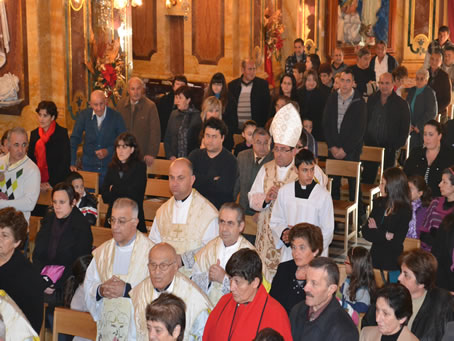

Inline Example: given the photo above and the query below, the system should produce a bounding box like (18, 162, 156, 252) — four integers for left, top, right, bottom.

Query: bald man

(363, 72, 411, 183)
(116, 77, 161, 167)
(130, 243, 212, 341)
(70, 90, 126, 184)
(149, 158, 218, 271)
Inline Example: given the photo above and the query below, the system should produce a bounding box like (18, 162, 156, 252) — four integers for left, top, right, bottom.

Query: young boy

(302, 118, 313, 135)
(269, 149, 334, 263)
(234, 120, 256, 156)
(66, 171, 98, 226)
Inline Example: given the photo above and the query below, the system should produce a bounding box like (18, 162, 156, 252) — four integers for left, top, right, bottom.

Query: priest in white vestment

(248, 104, 302, 281)
(189, 202, 258, 304)
(129, 243, 212, 341)
(270, 149, 334, 263)
(0, 290, 38, 341)
(149, 158, 218, 268)
(84, 198, 154, 341)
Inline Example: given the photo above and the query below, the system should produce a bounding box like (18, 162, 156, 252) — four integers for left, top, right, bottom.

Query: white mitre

(270, 103, 302, 147)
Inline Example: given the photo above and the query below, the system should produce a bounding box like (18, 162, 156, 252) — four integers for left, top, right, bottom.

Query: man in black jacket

(224, 59, 271, 149)
(362, 72, 410, 184)
(369, 40, 399, 81)
(322, 69, 367, 202)
(290, 257, 358, 340)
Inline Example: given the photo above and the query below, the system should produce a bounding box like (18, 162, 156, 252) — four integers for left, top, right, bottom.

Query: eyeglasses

(108, 217, 134, 226)
(273, 146, 293, 153)
(148, 262, 176, 271)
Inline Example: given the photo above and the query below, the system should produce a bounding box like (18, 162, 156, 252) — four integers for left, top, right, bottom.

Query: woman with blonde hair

(200, 96, 222, 122)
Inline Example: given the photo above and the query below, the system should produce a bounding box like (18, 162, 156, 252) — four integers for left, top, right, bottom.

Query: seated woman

(164, 86, 202, 160)
(0, 207, 45, 333)
(404, 120, 454, 198)
(146, 293, 186, 341)
(28, 101, 70, 190)
(101, 132, 147, 232)
(362, 168, 412, 282)
(406, 68, 437, 151)
(269, 223, 323, 314)
(340, 246, 376, 320)
(32, 182, 93, 306)
(360, 283, 417, 341)
(362, 249, 454, 340)
(419, 166, 454, 251)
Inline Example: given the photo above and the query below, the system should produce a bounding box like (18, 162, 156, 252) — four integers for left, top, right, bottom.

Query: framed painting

(325, 0, 396, 63)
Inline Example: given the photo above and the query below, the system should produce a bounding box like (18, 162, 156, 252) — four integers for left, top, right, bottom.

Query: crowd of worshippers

(2, 26, 454, 341)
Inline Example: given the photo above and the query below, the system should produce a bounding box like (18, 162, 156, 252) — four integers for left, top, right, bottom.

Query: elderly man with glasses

(130, 242, 212, 341)
(84, 198, 154, 340)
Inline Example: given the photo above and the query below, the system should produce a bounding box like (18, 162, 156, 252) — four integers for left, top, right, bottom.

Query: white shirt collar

(174, 191, 193, 208)
(92, 107, 107, 122)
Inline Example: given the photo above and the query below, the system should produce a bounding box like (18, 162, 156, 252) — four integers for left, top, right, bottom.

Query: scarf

(407, 199, 422, 239)
(177, 107, 195, 157)
(35, 120, 56, 183)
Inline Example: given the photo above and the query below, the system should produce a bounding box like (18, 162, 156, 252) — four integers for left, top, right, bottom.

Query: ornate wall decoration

(0, 0, 29, 116)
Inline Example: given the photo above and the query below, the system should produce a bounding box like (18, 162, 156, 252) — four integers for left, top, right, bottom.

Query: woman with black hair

(360, 283, 418, 340)
(164, 86, 202, 159)
(204, 72, 228, 111)
(101, 132, 147, 232)
(362, 168, 412, 282)
(297, 69, 326, 141)
(404, 119, 454, 198)
(33, 182, 93, 305)
(28, 101, 70, 190)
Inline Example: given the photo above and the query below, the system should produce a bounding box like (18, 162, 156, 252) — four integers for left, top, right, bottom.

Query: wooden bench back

(145, 178, 172, 198)
(91, 226, 112, 248)
(52, 307, 97, 341)
(79, 170, 100, 195)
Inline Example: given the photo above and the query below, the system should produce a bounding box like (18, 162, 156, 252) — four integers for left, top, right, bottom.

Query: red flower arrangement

(264, 8, 285, 61)
(85, 35, 125, 102)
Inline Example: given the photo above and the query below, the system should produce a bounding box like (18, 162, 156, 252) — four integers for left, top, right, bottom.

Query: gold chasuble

(130, 272, 213, 341)
(255, 160, 297, 281)
(155, 189, 218, 254)
(0, 290, 38, 341)
(194, 235, 256, 304)
(93, 232, 154, 341)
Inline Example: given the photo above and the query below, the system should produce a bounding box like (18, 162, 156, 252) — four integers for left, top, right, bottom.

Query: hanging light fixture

(69, 0, 85, 11)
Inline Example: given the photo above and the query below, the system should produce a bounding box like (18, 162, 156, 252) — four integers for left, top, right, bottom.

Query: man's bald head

(169, 158, 195, 200)
(90, 90, 107, 116)
(378, 72, 394, 97)
(149, 243, 178, 262)
(128, 77, 145, 102)
(148, 243, 179, 290)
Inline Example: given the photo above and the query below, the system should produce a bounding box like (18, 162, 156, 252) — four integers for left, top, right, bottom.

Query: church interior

(0, 0, 451, 130)
(2, 0, 454, 340)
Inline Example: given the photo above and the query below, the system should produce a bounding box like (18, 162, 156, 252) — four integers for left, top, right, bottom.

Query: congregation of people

(3, 25, 454, 341)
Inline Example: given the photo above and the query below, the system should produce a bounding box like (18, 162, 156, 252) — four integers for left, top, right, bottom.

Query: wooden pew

(92, 226, 112, 248)
(79, 170, 100, 195)
(52, 307, 96, 341)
